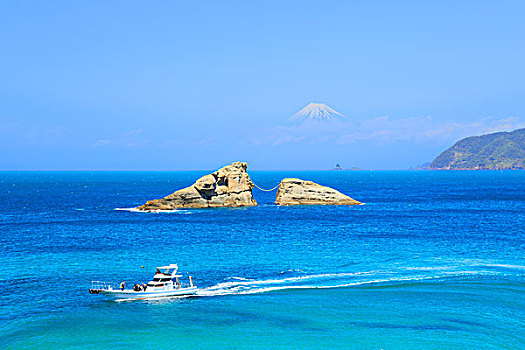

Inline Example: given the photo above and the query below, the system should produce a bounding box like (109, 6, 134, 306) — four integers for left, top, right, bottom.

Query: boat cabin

(146, 264, 184, 290)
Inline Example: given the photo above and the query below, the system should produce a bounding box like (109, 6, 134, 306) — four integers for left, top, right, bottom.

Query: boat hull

(97, 287, 198, 300)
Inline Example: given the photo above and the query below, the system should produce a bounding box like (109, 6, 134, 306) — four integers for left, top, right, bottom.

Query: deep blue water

(0, 171, 524, 349)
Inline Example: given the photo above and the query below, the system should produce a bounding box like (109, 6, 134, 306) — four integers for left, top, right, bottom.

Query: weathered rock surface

(136, 162, 257, 210)
(275, 178, 361, 206)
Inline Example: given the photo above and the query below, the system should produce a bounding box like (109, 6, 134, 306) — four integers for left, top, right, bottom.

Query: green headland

(430, 128, 525, 170)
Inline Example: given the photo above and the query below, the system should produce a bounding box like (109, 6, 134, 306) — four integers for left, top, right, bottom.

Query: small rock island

(134, 162, 362, 210)
(136, 162, 257, 211)
(275, 178, 362, 206)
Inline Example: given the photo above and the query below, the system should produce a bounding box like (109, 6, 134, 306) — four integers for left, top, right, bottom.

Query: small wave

(204, 272, 375, 291)
(226, 276, 254, 281)
(279, 269, 306, 274)
(403, 266, 454, 271)
(195, 272, 384, 297)
(74, 208, 85, 211)
(114, 207, 191, 214)
(437, 258, 525, 273)
(475, 263, 525, 271)
(195, 270, 501, 298)
(195, 275, 430, 297)
(115, 207, 144, 213)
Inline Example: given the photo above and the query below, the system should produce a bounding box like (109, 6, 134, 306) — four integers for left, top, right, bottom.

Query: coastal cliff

(275, 178, 362, 206)
(136, 162, 257, 210)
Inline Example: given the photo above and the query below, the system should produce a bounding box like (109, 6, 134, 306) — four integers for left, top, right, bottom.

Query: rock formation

(275, 178, 362, 206)
(136, 162, 257, 211)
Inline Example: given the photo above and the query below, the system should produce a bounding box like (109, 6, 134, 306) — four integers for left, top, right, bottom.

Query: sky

(1, 1, 524, 170)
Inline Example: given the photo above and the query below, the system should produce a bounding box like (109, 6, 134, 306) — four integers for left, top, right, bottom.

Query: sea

(0, 170, 524, 349)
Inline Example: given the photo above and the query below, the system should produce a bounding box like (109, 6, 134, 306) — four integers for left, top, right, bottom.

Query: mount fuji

(288, 103, 346, 122)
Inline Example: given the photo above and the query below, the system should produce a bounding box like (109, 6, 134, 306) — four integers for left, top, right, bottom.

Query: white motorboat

(89, 264, 197, 300)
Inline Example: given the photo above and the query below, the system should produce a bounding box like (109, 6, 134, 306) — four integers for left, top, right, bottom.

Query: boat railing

(91, 280, 116, 290)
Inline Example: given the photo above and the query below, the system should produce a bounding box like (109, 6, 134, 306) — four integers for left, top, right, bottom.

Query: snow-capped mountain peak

(288, 103, 345, 122)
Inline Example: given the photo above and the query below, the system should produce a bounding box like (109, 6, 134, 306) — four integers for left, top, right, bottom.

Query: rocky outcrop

(275, 178, 361, 206)
(136, 162, 257, 211)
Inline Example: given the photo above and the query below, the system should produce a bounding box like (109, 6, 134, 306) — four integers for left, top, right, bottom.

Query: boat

(89, 264, 197, 300)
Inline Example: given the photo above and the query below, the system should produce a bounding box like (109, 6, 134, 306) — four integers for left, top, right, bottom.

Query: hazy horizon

(1, 1, 524, 170)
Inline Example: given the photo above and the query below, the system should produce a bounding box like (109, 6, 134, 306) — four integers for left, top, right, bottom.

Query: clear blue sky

(1, 1, 524, 170)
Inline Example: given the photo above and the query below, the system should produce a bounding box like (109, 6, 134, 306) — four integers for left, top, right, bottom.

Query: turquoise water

(1, 171, 524, 349)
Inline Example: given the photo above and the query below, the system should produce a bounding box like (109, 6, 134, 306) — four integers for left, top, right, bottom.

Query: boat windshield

(152, 277, 172, 282)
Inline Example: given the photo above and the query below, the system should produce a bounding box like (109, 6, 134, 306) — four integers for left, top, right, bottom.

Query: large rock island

(430, 128, 525, 170)
(136, 162, 257, 211)
(275, 178, 362, 206)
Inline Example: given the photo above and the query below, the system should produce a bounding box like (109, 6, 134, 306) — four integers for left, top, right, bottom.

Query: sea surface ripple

(0, 170, 524, 349)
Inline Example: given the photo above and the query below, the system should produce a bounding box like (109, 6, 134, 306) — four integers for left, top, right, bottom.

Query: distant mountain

(430, 128, 525, 170)
(289, 103, 345, 122)
(415, 162, 431, 170)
